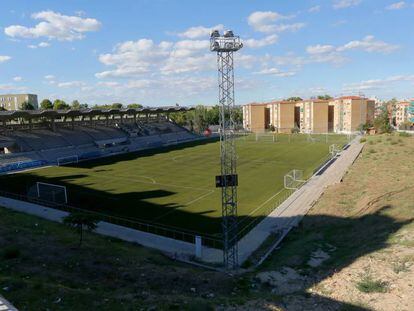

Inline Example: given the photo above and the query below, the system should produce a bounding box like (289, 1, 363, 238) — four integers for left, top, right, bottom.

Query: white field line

(183, 190, 215, 206)
(240, 188, 285, 222)
(95, 172, 212, 192)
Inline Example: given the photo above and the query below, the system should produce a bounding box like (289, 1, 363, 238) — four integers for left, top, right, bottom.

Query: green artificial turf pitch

(0, 134, 348, 238)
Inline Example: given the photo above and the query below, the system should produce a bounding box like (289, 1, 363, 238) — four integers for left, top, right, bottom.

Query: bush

(356, 275, 388, 293)
(399, 132, 411, 137)
(291, 126, 300, 134)
(359, 138, 366, 143)
(2, 245, 21, 259)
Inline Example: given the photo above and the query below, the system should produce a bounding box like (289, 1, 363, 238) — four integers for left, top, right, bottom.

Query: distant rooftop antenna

(210, 29, 243, 270)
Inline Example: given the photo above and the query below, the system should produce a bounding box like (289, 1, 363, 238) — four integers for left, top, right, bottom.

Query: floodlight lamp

(211, 30, 220, 38)
(223, 30, 234, 38)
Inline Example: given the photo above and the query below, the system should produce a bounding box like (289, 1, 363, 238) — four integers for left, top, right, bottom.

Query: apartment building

(395, 100, 414, 127)
(296, 99, 330, 133)
(0, 94, 38, 110)
(331, 96, 375, 133)
(243, 96, 375, 134)
(242, 101, 296, 133)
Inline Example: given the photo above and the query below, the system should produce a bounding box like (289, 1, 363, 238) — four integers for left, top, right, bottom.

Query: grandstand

(0, 107, 198, 173)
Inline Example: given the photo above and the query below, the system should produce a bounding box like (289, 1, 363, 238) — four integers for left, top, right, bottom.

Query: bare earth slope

(254, 134, 414, 310)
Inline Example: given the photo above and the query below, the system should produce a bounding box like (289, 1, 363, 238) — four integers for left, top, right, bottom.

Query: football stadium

(0, 108, 349, 249)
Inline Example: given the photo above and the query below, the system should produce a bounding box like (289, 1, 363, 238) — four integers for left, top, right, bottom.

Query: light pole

(210, 30, 243, 270)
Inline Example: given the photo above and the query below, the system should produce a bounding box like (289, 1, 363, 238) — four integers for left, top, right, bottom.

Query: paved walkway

(237, 137, 364, 264)
(0, 295, 18, 311)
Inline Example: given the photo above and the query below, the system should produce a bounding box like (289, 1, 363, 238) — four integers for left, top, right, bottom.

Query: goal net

(255, 133, 277, 142)
(329, 144, 341, 156)
(36, 182, 67, 204)
(57, 155, 79, 166)
(284, 169, 305, 190)
(306, 133, 320, 143)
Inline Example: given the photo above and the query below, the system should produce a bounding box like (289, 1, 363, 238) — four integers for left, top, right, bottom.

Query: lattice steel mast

(210, 30, 243, 269)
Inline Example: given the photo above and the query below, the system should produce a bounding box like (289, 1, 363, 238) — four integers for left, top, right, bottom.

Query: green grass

(356, 275, 389, 293)
(0, 134, 347, 238)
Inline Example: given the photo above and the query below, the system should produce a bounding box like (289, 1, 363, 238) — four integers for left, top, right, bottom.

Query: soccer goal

(36, 182, 67, 204)
(284, 169, 306, 190)
(306, 133, 318, 143)
(255, 133, 277, 142)
(57, 155, 79, 166)
(329, 144, 341, 156)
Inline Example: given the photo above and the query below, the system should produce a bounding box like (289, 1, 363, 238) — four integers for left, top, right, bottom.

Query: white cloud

(243, 34, 278, 48)
(95, 38, 214, 78)
(58, 81, 86, 88)
(338, 35, 399, 53)
(38, 41, 50, 47)
(4, 10, 101, 41)
(0, 84, 27, 91)
(97, 81, 120, 87)
(306, 44, 336, 54)
(178, 24, 224, 39)
(27, 41, 51, 49)
(342, 75, 414, 92)
(309, 5, 321, 13)
(44, 75, 55, 80)
(0, 55, 11, 63)
(386, 1, 406, 10)
(254, 67, 296, 77)
(333, 0, 362, 9)
(272, 23, 305, 32)
(305, 35, 399, 65)
(13, 76, 22, 82)
(247, 11, 303, 34)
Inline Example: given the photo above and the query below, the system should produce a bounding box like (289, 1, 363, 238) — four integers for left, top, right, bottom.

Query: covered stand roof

(0, 106, 193, 122)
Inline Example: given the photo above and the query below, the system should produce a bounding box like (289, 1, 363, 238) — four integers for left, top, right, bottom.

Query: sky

(0, 0, 413, 106)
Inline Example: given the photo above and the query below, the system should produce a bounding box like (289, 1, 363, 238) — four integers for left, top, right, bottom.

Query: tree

(206, 106, 220, 125)
(373, 109, 392, 133)
(71, 100, 81, 110)
(233, 106, 243, 125)
(169, 111, 187, 126)
(111, 103, 123, 109)
(286, 97, 302, 102)
(53, 99, 70, 110)
(192, 105, 208, 132)
(40, 99, 53, 110)
(317, 95, 333, 100)
(21, 101, 35, 110)
(63, 212, 99, 247)
(127, 103, 143, 109)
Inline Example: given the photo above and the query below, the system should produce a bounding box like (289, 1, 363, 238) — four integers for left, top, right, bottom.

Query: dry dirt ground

(252, 134, 414, 310)
(0, 134, 413, 310)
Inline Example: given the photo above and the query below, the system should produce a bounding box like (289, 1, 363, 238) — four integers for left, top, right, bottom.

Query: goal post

(284, 169, 305, 190)
(57, 155, 79, 166)
(36, 182, 68, 204)
(329, 144, 341, 156)
(255, 132, 277, 142)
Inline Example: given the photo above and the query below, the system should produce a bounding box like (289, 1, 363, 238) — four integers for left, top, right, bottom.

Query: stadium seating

(0, 120, 199, 172)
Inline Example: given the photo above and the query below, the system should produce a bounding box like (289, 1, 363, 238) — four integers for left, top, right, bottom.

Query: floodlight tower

(210, 30, 243, 269)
